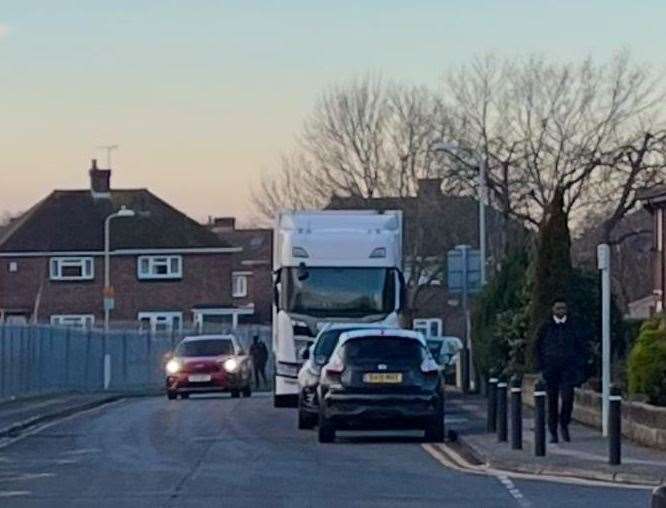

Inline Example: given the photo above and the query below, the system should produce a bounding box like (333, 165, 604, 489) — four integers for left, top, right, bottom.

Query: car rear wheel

(242, 385, 252, 398)
(180, 392, 190, 400)
(231, 390, 240, 398)
(167, 391, 177, 400)
(424, 415, 444, 442)
(318, 407, 335, 443)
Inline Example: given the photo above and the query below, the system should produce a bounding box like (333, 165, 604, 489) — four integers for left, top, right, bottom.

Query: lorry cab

(272, 210, 406, 407)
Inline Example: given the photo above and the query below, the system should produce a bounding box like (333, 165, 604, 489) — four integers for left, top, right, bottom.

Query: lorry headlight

(223, 358, 239, 373)
(166, 359, 181, 375)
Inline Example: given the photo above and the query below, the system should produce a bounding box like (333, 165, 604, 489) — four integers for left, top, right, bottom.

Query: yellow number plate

(363, 373, 403, 384)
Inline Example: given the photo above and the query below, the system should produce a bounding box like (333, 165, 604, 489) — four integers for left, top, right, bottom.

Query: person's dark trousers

(544, 370, 575, 438)
(254, 364, 267, 387)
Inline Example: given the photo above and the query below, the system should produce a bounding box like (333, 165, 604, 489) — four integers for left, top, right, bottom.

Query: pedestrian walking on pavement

(535, 298, 588, 444)
(249, 335, 269, 389)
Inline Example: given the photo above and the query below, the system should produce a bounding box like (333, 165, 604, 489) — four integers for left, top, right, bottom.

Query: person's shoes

(549, 432, 559, 444)
(560, 425, 571, 442)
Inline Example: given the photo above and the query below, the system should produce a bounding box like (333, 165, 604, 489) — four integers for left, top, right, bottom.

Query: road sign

(104, 297, 115, 311)
(447, 248, 481, 294)
(103, 286, 115, 299)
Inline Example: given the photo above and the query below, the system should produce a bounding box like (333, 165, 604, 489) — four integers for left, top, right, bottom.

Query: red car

(165, 335, 252, 400)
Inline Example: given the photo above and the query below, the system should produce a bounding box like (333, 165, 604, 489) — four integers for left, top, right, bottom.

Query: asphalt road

(0, 394, 652, 507)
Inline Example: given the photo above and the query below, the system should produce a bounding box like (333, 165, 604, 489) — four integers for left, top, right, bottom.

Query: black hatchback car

(316, 329, 444, 443)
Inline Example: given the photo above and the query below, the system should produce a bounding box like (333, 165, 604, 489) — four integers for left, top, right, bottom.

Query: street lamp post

(433, 142, 487, 286)
(104, 206, 136, 331)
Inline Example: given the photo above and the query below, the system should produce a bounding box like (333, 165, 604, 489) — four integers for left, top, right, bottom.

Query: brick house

(328, 178, 524, 339)
(639, 185, 666, 314)
(0, 160, 243, 332)
(209, 217, 273, 325)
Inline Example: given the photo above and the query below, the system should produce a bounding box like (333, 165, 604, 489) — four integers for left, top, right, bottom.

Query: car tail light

(421, 357, 439, 374)
(324, 357, 345, 377)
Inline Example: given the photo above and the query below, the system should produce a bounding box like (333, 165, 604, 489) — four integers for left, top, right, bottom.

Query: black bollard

(497, 379, 508, 442)
(510, 375, 523, 450)
(609, 384, 622, 465)
(534, 378, 546, 457)
(652, 485, 666, 508)
(461, 347, 470, 394)
(487, 376, 498, 433)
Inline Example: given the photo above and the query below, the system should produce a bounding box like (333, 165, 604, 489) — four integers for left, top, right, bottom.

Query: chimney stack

(417, 178, 443, 199)
(209, 217, 236, 234)
(89, 159, 111, 198)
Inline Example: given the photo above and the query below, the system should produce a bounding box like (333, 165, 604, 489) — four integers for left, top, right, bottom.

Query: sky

(1, 0, 664, 225)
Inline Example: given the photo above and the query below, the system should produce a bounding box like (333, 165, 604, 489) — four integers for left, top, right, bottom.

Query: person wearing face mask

(535, 298, 588, 443)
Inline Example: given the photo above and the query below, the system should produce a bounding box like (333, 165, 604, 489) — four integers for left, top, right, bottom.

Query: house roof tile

(0, 189, 229, 252)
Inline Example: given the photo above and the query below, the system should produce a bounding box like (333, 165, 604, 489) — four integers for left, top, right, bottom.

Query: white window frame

(50, 314, 95, 328)
(138, 311, 183, 333)
(137, 255, 182, 280)
(50, 257, 94, 281)
(232, 272, 250, 298)
(413, 318, 443, 339)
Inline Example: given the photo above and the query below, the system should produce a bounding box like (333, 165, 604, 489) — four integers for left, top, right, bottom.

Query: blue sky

(1, 1, 664, 222)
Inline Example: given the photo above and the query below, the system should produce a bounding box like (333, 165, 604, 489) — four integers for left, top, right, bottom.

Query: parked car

(316, 329, 444, 443)
(296, 323, 396, 430)
(165, 335, 252, 400)
(426, 336, 463, 370)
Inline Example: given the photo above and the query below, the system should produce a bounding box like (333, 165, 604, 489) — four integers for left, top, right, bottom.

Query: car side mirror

(302, 348, 310, 360)
(297, 262, 309, 281)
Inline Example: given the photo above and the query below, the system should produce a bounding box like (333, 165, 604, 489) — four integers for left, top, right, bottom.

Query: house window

(137, 256, 182, 280)
(232, 272, 249, 298)
(413, 318, 443, 339)
(50, 257, 94, 281)
(50, 314, 95, 328)
(138, 312, 182, 333)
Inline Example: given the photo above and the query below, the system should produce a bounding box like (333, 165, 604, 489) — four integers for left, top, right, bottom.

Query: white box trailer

(272, 210, 405, 407)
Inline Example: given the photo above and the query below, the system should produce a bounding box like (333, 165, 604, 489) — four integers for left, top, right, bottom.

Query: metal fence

(0, 324, 273, 400)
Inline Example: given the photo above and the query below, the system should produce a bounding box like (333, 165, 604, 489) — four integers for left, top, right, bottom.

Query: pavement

(445, 390, 666, 486)
(0, 393, 123, 441)
(0, 391, 653, 507)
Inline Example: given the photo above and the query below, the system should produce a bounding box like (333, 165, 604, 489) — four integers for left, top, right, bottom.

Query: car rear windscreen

(177, 339, 234, 357)
(343, 337, 424, 364)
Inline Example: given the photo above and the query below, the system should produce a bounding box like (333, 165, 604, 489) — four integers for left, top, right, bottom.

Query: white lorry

(272, 210, 405, 407)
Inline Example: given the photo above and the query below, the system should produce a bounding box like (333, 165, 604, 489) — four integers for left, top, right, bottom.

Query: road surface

(0, 394, 651, 507)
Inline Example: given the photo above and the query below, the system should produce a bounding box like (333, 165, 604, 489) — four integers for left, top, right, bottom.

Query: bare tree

(252, 76, 450, 221)
(442, 52, 664, 233)
(250, 153, 327, 225)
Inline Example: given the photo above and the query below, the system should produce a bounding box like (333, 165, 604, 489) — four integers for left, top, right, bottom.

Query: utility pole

(458, 244, 471, 393)
(479, 157, 487, 286)
(598, 244, 611, 437)
(97, 145, 119, 169)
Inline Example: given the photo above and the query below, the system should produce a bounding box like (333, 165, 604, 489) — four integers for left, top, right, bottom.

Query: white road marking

(421, 443, 653, 490)
(0, 490, 31, 497)
(497, 474, 531, 507)
(0, 473, 54, 482)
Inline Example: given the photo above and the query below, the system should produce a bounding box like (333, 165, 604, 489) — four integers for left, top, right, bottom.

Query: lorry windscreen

(284, 267, 395, 317)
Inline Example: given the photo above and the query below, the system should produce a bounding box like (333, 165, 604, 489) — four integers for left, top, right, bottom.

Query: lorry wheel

(231, 390, 240, 398)
(298, 392, 316, 430)
(180, 392, 189, 400)
(274, 394, 297, 408)
(242, 385, 252, 398)
(318, 408, 335, 443)
(167, 391, 177, 400)
(424, 416, 444, 442)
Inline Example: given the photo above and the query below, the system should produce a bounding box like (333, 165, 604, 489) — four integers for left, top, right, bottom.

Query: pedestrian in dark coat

(535, 298, 588, 443)
(249, 336, 269, 388)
